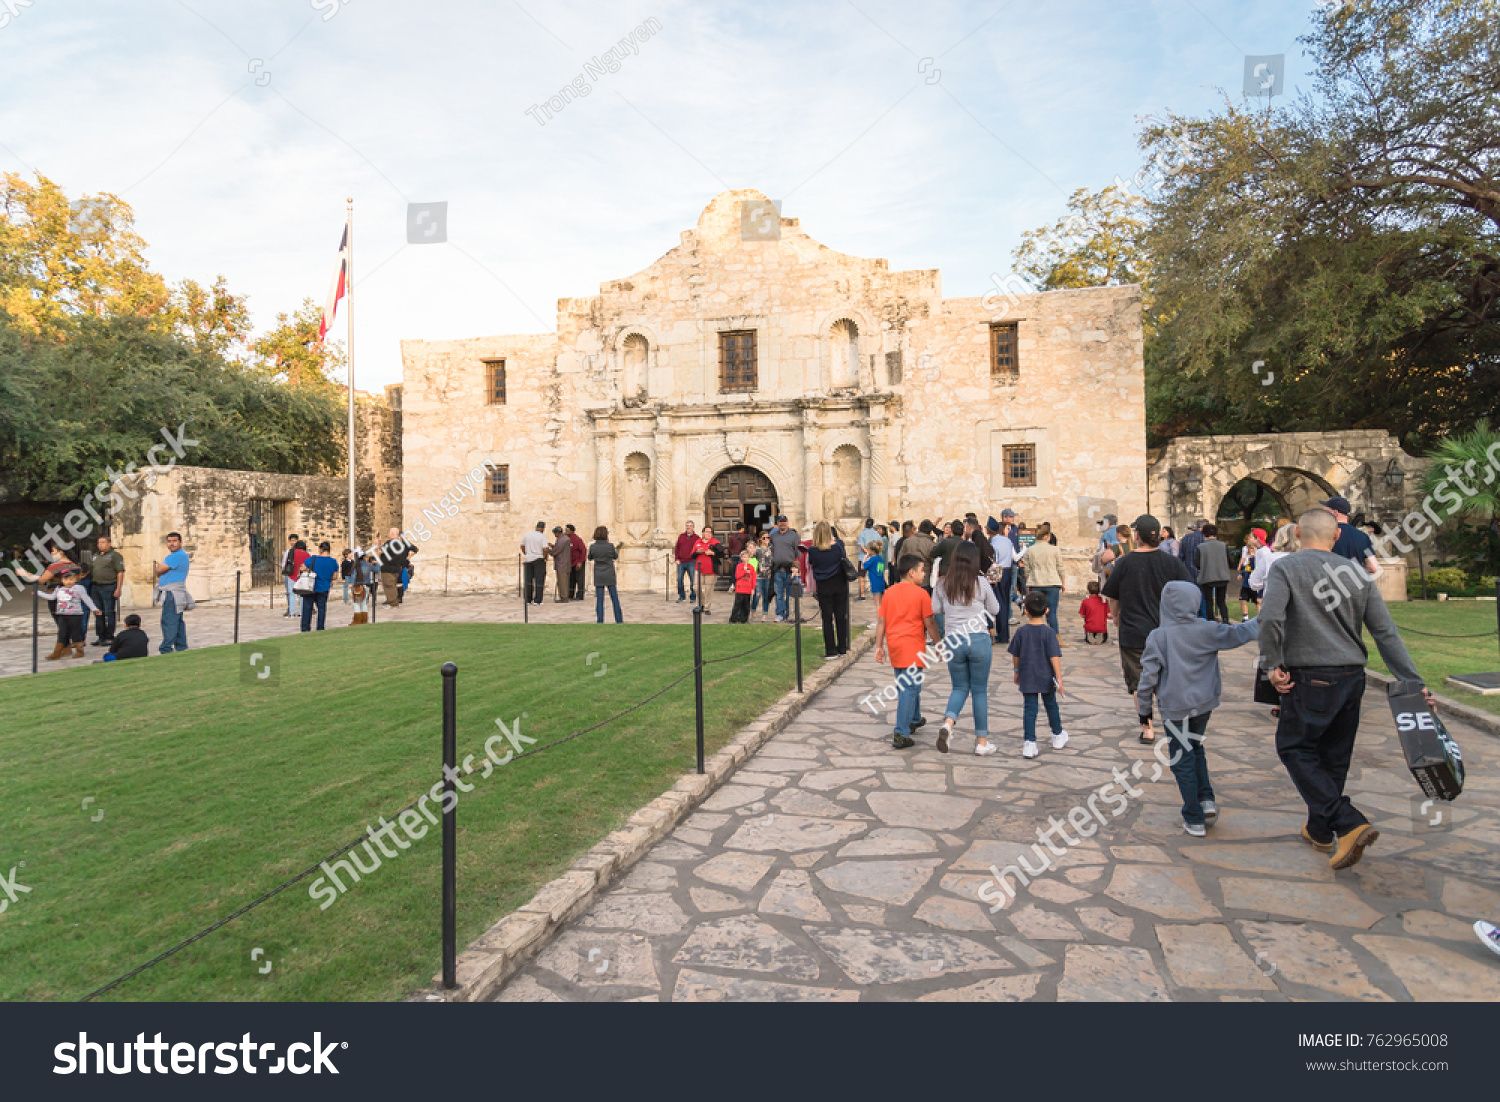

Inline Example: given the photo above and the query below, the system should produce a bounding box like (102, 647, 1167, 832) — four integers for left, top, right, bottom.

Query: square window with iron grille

(990, 323, 1018, 379)
(485, 463, 510, 502)
(719, 330, 757, 392)
(1003, 444, 1036, 488)
(484, 358, 507, 405)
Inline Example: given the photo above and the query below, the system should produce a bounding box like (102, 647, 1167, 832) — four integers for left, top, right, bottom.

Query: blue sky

(0, 0, 1322, 388)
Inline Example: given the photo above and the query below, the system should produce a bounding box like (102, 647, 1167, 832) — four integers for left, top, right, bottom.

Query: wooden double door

(705, 466, 779, 536)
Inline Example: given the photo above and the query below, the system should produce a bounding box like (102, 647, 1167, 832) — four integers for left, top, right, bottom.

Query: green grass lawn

(1369, 601, 1500, 716)
(0, 621, 826, 1001)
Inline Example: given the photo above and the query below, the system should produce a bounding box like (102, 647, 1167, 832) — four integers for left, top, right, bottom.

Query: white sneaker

(1201, 799, 1219, 823)
(1183, 820, 1207, 838)
(1475, 920, 1500, 959)
(974, 740, 997, 757)
(1050, 729, 1070, 750)
(1021, 740, 1039, 759)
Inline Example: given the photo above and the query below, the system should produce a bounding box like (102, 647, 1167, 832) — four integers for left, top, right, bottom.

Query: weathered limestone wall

(401, 189, 1149, 593)
(111, 466, 372, 605)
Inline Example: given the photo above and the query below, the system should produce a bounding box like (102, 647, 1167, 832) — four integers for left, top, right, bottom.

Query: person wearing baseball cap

(1236, 527, 1270, 622)
(1100, 514, 1191, 741)
(1322, 496, 1378, 576)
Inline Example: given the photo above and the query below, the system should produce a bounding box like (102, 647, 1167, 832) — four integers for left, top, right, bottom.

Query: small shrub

(1417, 565, 1470, 595)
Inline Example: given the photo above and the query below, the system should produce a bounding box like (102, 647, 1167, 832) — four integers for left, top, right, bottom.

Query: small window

(990, 322, 1018, 379)
(719, 329, 757, 392)
(1002, 444, 1035, 488)
(485, 463, 510, 502)
(885, 349, 902, 385)
(484, 358, 507, 405)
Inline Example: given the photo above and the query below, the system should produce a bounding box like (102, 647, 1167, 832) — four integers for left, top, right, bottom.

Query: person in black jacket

(806, 520, 852, 657)
(107, 614, 150, 660)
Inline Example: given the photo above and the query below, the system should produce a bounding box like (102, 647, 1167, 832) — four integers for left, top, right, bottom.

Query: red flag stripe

(319, 226, 349, 342)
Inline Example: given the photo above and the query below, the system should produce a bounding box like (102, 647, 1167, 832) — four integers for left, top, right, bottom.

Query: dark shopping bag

(1387, 681, 1464, 801)
(1253, 666, 1281, 705)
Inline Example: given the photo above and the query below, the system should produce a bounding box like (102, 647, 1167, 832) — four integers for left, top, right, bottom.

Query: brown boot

(45, 643, 67, 661)
(71, 643, 86, 659)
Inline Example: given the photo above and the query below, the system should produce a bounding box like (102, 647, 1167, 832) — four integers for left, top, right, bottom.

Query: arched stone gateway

(705, 465, 779, 535)
(1148, 430, 1428, 535)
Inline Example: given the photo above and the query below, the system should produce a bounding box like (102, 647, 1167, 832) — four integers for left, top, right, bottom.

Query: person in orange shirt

(873, 554, 941, 749)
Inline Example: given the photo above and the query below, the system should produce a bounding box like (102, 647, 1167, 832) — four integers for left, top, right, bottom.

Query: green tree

(1139, 0, 1499, 447)
(165, 275, 253, 361)
(0, 171, 168, 335)
(251, 298, 344, 392)
(1012, 185, 1150, 293)
(1421, 420, 1500, 575)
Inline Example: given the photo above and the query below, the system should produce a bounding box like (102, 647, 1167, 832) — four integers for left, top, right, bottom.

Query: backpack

(281, 548, 296, 577)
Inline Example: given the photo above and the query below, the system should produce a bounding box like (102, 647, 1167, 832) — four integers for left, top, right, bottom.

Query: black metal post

(31, 585, 39, 674)
(522, 584, 529, 623)
(693, 606, 705, 774)
(792, 585, 804, 693)
(233, 570, 242, 645)
(440, 661, 458, 990)
(370, 579, 377, 624)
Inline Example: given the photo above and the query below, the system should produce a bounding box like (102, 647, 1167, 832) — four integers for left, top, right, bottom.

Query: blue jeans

(993, 569, 1013, 642)
(1164, 713, 1214, 825)
(773, 566, 795, 619)
(596, 584, 622, 623)
(92, 587, 118, 639)
(944, 632, 992, 738)
(675, 561, 696, 600)
(300, 590, 330, 631)
(284, 575, 296, 615)
(755, 574, 773, 613)
(159, 591, 188, 653)
(893, 664, 926, 736)
(1034, 585, 1061, 632)
(1021, 691, 1061, 742)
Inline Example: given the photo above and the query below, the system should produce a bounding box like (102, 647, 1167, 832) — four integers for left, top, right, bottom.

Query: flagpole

(345, 196, 357, 553)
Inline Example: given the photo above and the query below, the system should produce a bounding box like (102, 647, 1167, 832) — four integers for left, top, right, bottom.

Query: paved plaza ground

(492, 629, 1500, 1002)
(4, 586, 1497, 1001)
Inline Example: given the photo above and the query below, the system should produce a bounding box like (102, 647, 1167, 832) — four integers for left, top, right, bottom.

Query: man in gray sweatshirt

(1258, 508, 1428, 870)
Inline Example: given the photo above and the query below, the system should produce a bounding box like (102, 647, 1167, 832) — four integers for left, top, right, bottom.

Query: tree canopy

(0, 171, 344, 502)
(1013, 0, 1499, 449)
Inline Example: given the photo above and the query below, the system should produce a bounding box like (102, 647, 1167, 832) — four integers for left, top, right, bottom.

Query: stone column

(867, 401, 890, 522)
(594, 430, 615, 531)
(652, 428, 673, 541)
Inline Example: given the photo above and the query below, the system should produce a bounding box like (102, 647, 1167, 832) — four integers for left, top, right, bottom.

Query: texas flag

(318, 226, 349, 342)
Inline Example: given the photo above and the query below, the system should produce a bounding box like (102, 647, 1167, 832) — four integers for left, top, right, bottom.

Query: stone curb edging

(407, 628, 876, 1003)
(1365, 667, 1500, 739)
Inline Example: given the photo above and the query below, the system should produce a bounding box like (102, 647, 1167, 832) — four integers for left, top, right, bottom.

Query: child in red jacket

(1079, 580, 1109, 644)
(730, 549, 757, 623)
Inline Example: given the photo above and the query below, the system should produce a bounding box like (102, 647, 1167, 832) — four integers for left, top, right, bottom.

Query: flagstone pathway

(493, 635, 1500, 1001)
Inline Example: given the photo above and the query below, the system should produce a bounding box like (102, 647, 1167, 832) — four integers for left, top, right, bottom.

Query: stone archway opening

(705, 465, 780, 539)
(1212, 467, 1335, 548)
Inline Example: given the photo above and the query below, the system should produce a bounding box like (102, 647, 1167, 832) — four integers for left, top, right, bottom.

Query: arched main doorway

(705, 466, 779, 536)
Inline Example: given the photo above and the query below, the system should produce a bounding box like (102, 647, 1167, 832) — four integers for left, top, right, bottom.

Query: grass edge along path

(0, 621, 828, 1002)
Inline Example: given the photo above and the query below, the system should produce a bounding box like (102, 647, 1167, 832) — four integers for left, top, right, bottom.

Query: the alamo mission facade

(399, 189, 1148, 591)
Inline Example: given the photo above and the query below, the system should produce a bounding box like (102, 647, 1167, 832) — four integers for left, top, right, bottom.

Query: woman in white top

(1249, 522, 1298, 594)
(932, 543, 1002, 756)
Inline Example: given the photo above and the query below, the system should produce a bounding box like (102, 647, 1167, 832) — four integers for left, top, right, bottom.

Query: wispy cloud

(0, 0, 1317, 386)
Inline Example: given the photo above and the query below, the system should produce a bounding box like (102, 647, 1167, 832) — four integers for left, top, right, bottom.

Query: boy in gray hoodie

(1136, 580, 1260, 836)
